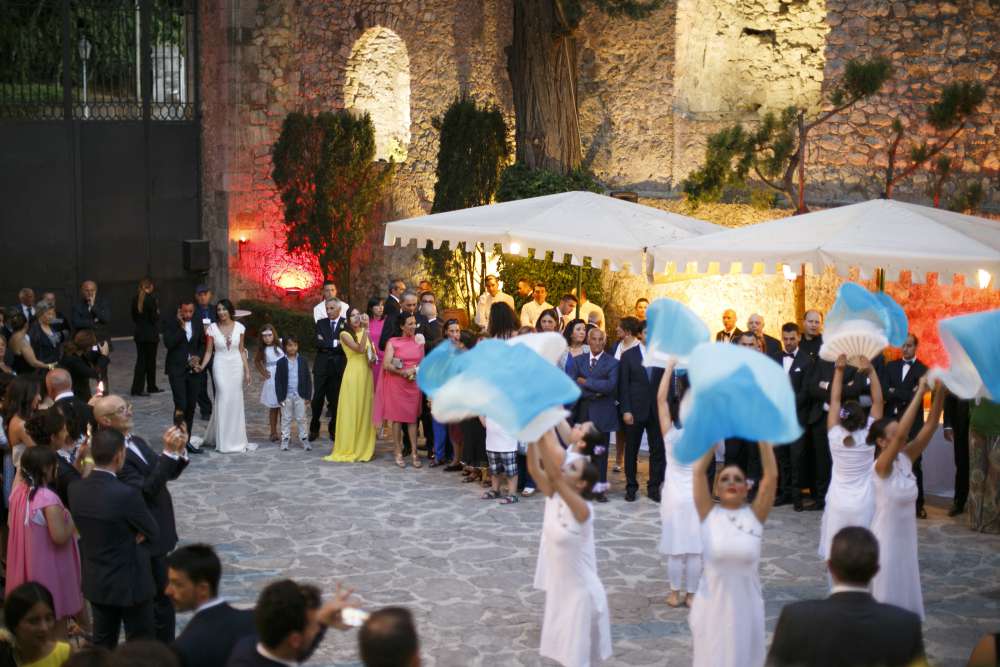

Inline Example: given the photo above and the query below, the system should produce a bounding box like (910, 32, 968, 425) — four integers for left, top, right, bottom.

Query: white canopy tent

(650, 199, 1000, 285)
(383, 191, 721, 273)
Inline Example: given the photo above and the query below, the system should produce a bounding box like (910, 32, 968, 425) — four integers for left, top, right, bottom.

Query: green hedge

(238, 300, 317, 353)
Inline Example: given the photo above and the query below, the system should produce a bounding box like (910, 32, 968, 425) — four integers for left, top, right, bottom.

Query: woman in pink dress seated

(374, 313, 425, 469)
(6, 446, 83, 639)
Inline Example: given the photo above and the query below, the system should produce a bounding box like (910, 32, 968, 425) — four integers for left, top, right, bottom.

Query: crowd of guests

(2, 276, 997, 666)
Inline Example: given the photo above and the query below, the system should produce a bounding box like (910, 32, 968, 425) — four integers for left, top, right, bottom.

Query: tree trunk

(508, 0, 583, 173)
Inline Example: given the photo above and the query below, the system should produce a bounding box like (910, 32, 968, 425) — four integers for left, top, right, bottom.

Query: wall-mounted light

(509, 242, 521, 255)
(782, 264, 797, 281)
(237, 235, 249, 259)
(285, 287, 301, 299)
(978, 269, 992, 289)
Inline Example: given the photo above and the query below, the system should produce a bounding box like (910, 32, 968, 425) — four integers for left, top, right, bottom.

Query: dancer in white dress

(197, 299, 256, 454)
(253, 323, 285, 442)
(530, 429, 612, 667)
(655, 361, 702, 608)
(690, 439, 777, 667)
(818, 354, 882, 559)
(870, 375, 944, 620)
(529, 420, 597, 592)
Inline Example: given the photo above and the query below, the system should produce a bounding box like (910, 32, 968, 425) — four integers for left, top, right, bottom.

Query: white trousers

(667, 554, 702, 593)
(281, 395, 309, 443)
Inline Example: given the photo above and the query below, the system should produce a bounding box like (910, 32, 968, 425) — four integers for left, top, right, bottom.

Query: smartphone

(340, 607, 369, 628)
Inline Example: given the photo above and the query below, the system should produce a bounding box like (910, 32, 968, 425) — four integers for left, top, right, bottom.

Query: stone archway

(343, 26, 411, 162)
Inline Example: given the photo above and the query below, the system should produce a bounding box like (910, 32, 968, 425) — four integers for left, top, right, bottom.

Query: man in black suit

(715, 308, 742, 343)
(770, 323, 813, 510)
(359, 608, 421, 667)
(881, 333, 929, 518)
(12, 287, 36, 325)
(617, 319, 665, 502)
(799, 308, 824, 360)
(45, 369, 93, 506)
(309, 299, 347, 444)
(96, 394, 190, 643)
(163, 299, 208, 453)
(167, 544, 256, 667)
(944, 394, 971, 517)
(192, 285, 217, 420)
(226, 579, 355, 666)
(802, 357, 867, 510)
(379, 291, 430, 352)
(382, 278, 406, 328)
(767, 526, 925, 667)
(72, 280, 113, 389)
(69, 429, 160, 648)
(747, 313, 781, 357)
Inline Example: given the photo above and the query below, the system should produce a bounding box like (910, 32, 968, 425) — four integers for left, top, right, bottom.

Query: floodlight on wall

(978, 269, 992, 289)
(782, 264, 797, 281)
(509, 242, 521, 254)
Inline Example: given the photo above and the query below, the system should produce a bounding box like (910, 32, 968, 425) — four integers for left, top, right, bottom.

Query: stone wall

(200, 0, 515, 305)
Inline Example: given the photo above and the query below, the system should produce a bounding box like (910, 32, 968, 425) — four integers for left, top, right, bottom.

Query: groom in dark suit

(881, 333, 929, 518)
(163, 299, 207, 453)
(617, 320, 665, 503)
(770, 323, 814, 509)
(566, 327, 619, 503)
(767, 526, 925, 667)
(310, 299, 347, 444)
(69, 429, 160, 648)
(96, 395, 190, 644)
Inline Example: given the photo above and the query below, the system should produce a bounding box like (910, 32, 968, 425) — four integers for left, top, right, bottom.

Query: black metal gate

(0, 0, 201, 335)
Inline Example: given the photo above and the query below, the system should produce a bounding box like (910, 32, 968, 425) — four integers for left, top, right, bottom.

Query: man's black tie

(590, 357, 597, 370)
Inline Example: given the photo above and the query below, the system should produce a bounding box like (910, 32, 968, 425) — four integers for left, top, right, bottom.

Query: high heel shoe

(395, 455, 406, 469)
(411, 455, 422, 469)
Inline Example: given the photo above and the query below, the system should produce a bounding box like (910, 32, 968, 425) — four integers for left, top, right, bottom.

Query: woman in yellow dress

(324, 307, 376, 462)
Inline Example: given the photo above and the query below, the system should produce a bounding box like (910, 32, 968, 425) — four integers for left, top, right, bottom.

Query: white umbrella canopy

(383, 191, 721, 272)
(650, 199, 1000, 285)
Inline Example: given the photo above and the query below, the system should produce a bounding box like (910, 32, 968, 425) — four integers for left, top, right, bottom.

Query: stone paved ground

(110, 342, 999, 666)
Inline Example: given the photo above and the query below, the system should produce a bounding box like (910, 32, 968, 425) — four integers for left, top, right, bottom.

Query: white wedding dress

(202, 322, 256, 454)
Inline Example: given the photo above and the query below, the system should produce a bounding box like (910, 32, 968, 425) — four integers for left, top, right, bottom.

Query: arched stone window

(343, 27, 411, 162)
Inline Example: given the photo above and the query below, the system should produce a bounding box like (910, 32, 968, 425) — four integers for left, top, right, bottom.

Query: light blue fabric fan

(928, 309, 1000, 400)
(675, 342, 802, 464)
(644, 298, 710, 368)
(417, 339, 581, 441)
(820, 283, 909, 363)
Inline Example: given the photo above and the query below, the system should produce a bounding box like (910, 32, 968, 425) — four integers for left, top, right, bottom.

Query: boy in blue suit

(274, 335, 313, 451)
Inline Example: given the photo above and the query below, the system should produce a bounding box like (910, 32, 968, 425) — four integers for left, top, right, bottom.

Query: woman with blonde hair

(129, 278, 161, 397)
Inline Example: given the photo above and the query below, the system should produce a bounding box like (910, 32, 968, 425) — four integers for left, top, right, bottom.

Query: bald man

(747, 314, 781, 358)
(715, 309, 742, 343)
(72, 280, 113, 390)
(46, 368, 92, 441)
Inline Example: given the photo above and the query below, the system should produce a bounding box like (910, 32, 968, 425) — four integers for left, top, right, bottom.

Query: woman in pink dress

(6, 446, 83, 638)
(373, 313, 425, 469)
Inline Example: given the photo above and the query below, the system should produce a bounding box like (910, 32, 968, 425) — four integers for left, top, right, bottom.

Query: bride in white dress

(197, 299, 256, 453)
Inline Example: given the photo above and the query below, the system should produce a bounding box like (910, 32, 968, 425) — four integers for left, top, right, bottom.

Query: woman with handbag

(373, 313, 425, 468)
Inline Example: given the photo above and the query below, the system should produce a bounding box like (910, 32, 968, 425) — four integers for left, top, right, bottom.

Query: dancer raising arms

(818, 354, 883, 560)
(529, 429, 611, 667)
(655, 362, 702, 608)
(690, 438, 778, 667)
(869, 376, 945, 619)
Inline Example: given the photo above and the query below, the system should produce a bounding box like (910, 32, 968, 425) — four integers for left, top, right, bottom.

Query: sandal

(499, 495, 519, 505)
(666, 591, 682, 608)
(521, 488, 536, 497)
(411, 457, 423, 469)
(685, 593, 695, 608)
(462, 470, 481, 483)
(395, 456, 406, 469)
(481, 490, 500, 500)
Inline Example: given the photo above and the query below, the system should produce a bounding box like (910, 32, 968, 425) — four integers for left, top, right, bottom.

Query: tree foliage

(883, 80, 986, 198)
(683, 57, 892, 212)
(423, 98, 511, 316)
(272, 110, 393, 300)
(495, 163, 605, 309)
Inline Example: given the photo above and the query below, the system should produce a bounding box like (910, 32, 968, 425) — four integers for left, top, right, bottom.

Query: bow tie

(783, 352, 795, 359)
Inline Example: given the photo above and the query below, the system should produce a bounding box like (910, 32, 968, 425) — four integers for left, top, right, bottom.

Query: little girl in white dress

(254, 324, 284, 442)
(656, 364, 702, 607)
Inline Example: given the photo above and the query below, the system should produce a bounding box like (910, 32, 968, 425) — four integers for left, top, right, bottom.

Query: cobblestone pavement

(109, 342, 999, 666)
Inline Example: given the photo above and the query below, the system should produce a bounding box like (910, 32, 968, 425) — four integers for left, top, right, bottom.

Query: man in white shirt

(312, 280, 349, 323)
(572, 287, 605, 331)
(474, 274, 515, 329)
(519, 282, 553, 328)
(14, 287, 35, 323)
